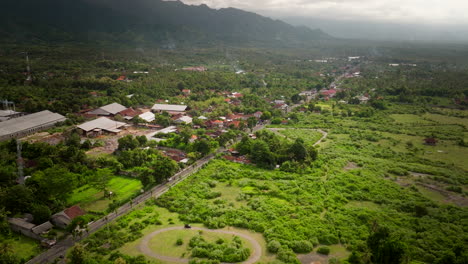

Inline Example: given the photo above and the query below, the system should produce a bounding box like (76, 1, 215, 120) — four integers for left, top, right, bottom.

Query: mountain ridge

(0, 0, 331, 47)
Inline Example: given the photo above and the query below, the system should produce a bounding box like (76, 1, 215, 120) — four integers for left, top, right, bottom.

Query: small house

(51, 205, 86, 229)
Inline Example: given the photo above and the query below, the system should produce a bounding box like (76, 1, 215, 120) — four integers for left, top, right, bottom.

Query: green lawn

(68, 176, 142, 212)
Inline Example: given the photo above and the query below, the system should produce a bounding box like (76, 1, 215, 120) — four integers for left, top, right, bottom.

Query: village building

(182, 66, 206, 72)
(118, 107, 140, 120)
(88, 103, 127, 116)
(0, 110, 66, 141)
(8, 217, 53, 240)
(182, 89, 191, 95)
(356, 95, 370, 104)
(206, 120, 224, 128)
(173, 115, 193, 124)
(320, 89, 337, 98)
(51, 205, 86, 229)
(116, 75, 131, 82)
(138, 111, 155, 122)
(151, 104, 187, 114)
(0, 110, 22, 122)
(77, 117, 127, 137)
(253, 111, 263, 119)
(189, 134, 198, 143)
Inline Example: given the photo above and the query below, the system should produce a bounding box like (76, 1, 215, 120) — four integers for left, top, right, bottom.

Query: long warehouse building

(0, 110, 66, 141)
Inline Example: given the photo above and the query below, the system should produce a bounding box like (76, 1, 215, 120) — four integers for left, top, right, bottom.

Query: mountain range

(0, 0, 330, 47)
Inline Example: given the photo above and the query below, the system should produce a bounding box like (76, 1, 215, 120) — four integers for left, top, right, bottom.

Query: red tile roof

(119, 107, 140, 117)
(64, 205, 86, 220)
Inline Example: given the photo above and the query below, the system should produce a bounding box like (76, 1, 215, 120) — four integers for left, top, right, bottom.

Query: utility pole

(19, 52, 31, 81)
(17, 140, 25, 185)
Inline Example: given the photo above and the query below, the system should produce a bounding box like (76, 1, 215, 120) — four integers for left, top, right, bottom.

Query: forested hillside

(0, 0, 329, 47)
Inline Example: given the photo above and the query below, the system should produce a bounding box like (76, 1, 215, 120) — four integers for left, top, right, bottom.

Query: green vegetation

(277, 129, 324, 146)
(156, 100, 468, 264)
(188, 234, 250, 262)
(68, 176, 142, 212)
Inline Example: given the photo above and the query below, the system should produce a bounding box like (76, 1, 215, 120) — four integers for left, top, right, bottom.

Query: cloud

(180, 0, 468, 25)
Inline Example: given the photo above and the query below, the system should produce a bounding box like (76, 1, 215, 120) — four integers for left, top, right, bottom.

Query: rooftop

(89, 103, 127, 115)
(63, 205, 86, 220)
(0, 110, 20, 117)
(77, 117, 127, 132)
(151, 104, 187, 112)
(0, 110, 66, 138)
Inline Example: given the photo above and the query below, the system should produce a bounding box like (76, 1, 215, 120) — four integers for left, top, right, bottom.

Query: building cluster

(8, 205, 86, 247)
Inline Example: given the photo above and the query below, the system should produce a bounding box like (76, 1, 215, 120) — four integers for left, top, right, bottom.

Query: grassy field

(377, 132, 468, 171)
(278, 128, 324, 146)
(423, 113, 468, 128)
(390, 114, 433, 124)
(68, 176, 142, 212)
(148, 229, 253, 258)
(1, 233, 42, 261)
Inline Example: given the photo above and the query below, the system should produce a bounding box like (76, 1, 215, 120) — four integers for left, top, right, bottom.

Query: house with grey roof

(138, 112, 155, 122)
(0, 110, 66, 141)
(77, 117, 127, 137)
(8, 218, 53, 240)
(151, 104, 187, 114)
(88, 103, 127, 116)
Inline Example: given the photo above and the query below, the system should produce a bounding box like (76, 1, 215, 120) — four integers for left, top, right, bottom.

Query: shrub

(176, 238, 183, 246)
(267, 240, 282, 253)
(277, 247, 301, 264)
(292, 240, 313, 253)
(317, 246, 330, 255)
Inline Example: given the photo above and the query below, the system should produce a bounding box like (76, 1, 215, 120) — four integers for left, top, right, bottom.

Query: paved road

(139, 227, 262, 264)
(27, 123, 268, 264)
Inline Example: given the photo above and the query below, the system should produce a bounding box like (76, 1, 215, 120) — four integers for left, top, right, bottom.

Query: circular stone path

(139, 226, 262, 264)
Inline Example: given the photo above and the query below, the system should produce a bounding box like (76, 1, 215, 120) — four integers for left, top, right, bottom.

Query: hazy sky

(180, 0, 467, 25)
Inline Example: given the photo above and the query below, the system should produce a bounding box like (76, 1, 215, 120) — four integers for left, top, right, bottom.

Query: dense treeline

(236, 130, 318, 169)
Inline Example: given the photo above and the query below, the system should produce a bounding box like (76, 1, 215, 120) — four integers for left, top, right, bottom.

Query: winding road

(139, 227, 262, 264)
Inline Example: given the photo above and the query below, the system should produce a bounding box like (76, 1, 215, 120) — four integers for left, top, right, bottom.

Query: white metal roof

(139, 112, 155, 122)
(151, 104, 187, 112)
(0, 110, 66, 137)
(0, 110, 20, 117)
(175, 116, 193, 124)
(89, 103, 127, 115)
(77, 117, 126, 132)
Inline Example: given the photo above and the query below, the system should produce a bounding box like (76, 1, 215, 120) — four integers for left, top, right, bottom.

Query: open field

(68, 176, 142, 212)
(0, 233, 42, 261)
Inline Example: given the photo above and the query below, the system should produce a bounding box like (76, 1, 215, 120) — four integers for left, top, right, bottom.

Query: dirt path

(139, 226, 262, 264)
(267, 128, 328, 146)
